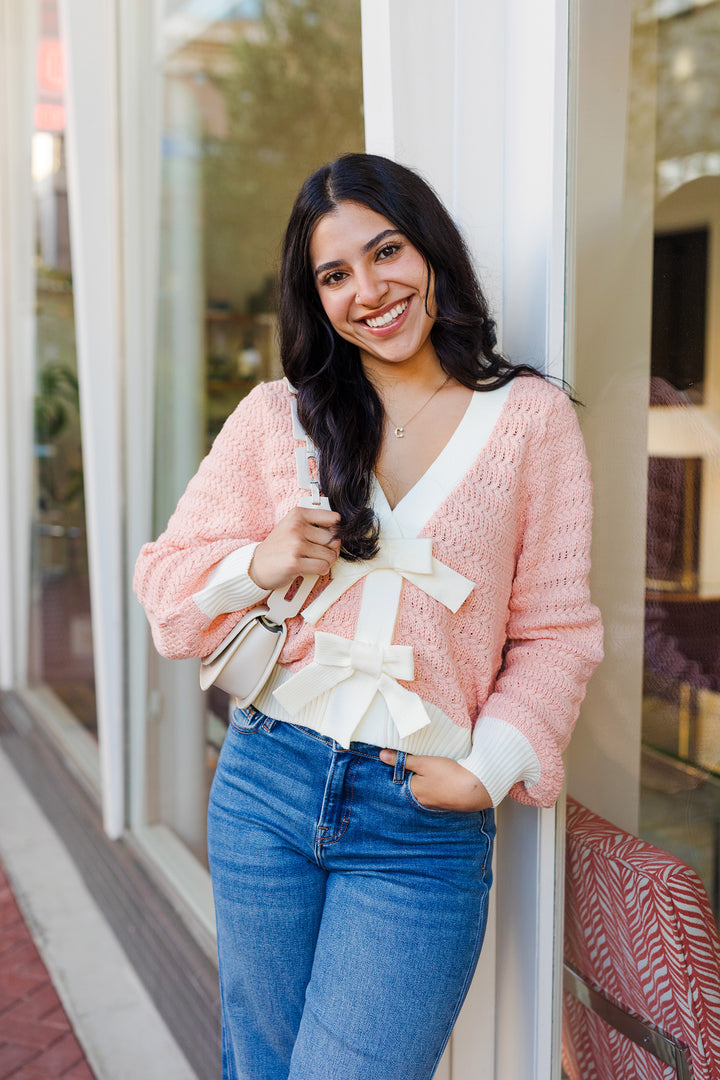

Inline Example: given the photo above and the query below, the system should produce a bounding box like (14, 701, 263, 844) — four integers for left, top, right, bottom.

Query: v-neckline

(373, 380, 515, 538)
(376, 390, 475, 513)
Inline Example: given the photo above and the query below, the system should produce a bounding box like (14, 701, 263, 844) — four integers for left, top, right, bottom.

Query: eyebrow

(313, 228, 402, 279)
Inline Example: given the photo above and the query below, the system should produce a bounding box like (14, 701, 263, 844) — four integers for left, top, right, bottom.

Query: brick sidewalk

(0, 864, 95, 1080)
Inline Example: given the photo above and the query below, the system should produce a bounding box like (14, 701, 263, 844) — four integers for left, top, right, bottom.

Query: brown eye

(322, 271, 347, 287)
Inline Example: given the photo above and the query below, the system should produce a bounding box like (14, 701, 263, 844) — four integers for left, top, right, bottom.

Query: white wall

(361, 2, 570, 1076)
(565, 0, 652, 834)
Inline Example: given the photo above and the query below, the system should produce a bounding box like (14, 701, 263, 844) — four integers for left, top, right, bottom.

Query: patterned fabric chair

(562, 796, 720, 1080)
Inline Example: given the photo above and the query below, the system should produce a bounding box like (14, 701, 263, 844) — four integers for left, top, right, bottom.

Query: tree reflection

(202, 0, 364, 314)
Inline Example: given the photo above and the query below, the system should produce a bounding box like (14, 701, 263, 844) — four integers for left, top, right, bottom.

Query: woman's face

(309, 201, 437, 375)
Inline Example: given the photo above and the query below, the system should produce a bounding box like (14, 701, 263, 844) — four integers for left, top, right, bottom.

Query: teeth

(365, 300, 408, 328)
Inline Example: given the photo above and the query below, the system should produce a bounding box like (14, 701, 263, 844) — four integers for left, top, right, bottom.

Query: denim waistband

(240, 704, 390, 759)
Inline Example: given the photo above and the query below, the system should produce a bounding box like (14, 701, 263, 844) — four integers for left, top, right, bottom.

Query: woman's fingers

(249, 507, 341, 590)
(379, 751, 492, 812)
(300, 507, 341, 527)
(378, 750, 427, 775)
(292, 553, 340, 576)
(304, 523, 342, 551)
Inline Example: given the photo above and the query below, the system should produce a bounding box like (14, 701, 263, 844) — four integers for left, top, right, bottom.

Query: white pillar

(117, 0, 163, 832)
(0, 0, 38, 691)
(564, 0, 648, 835)
(57, 0, 125, 838)
(360, 3, 570, 1077)
(497, 1, 571, 1075)
(152, 72, 207, 853)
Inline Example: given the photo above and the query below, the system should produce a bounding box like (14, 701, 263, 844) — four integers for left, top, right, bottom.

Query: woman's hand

(249, 507, 342, 591)
(379, 751, 493, 812)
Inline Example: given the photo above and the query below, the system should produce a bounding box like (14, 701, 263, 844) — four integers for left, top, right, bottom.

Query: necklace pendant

(394, 426, 405, 438)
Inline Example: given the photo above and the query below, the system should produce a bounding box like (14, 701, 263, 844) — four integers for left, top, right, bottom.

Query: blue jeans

(207, 707, 495, 1080)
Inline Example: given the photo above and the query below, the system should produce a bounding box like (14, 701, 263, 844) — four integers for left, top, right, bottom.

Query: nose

(353, 268, 388, 310)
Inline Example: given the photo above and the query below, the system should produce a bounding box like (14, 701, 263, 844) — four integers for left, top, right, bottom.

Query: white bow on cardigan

(301, 537, 474, 625)
(272, 538, 475, 744)
(272, 632, 428, 745)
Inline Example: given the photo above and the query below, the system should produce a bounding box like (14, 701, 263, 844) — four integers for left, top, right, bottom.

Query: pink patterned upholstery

(562, 797, 720, 1080)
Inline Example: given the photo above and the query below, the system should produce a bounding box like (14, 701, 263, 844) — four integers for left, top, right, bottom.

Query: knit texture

(134, 377, 603, 808)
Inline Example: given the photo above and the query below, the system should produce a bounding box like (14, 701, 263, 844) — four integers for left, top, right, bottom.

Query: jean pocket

(229, 706, 265, 734)
(402, 774, 455, 816)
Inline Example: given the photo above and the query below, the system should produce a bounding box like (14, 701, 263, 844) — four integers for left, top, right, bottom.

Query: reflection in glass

(652, 229, 707, 404)
(147, 0, 364, 862)
(639, 0, 720, 925)
(28, 0, 97, 734)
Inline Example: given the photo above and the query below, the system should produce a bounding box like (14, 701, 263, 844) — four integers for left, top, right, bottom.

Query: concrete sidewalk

(0, 747, 198, 1080)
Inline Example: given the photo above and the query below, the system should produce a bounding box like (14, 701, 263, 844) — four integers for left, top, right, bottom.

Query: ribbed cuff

(457, 716, 541, 807)
(193, 543, 270, 619)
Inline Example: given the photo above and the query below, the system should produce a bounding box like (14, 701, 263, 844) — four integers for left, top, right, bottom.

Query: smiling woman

(279, 154, 548, 563)
(307, 201, 465, 506)
(310, 204, 437, 372)
(134, 152, 604, 1080)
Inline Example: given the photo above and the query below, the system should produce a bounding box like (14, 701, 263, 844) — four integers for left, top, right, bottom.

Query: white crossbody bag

(199, 394, 331, 705)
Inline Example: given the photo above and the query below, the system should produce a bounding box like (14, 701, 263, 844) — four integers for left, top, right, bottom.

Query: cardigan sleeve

(457, 716, 541, 807)
(192, 543, 270, 619)
(133, 384, 278, 660)
(475, 387, 604, 808)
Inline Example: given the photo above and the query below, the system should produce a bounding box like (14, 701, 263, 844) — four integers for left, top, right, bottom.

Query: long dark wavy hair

(279, 152, 542, 560)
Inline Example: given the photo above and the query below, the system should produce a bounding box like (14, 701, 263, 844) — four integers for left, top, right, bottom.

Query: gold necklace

(385, 376, 451, 438)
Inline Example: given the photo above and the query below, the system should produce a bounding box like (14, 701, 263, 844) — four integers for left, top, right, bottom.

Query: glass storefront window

(145, 0, 364, 862)
(638, 0, 720, 924)
(563, 5, 720, 1071)
(27, 0, 97, 736)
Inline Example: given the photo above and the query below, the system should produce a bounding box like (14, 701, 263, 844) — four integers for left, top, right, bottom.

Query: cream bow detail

(302, 538, 474, 625)
(272, 631, 430, 746)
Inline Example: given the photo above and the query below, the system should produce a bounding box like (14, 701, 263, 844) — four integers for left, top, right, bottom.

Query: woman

(134, 153, 603, 1080)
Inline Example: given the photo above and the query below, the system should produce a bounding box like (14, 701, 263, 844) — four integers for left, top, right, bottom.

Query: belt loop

(262, 715, 278, 732)
(393, 751, 407, 784)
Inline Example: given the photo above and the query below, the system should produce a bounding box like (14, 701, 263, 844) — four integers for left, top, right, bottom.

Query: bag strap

(264, 389, 331, 623)
(290, 395, 325, 508)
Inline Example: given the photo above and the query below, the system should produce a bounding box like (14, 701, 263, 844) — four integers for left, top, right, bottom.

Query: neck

(361, 352, 446, 402)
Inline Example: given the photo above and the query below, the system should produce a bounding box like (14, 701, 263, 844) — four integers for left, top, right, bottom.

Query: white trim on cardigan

(194, 541, 270, 619)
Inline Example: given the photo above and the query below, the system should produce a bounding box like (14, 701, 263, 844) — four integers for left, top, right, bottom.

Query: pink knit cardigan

(134, 376, 603, 808)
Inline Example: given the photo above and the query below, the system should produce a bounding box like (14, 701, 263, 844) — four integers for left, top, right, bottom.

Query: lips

(359, 296, 412, 334)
